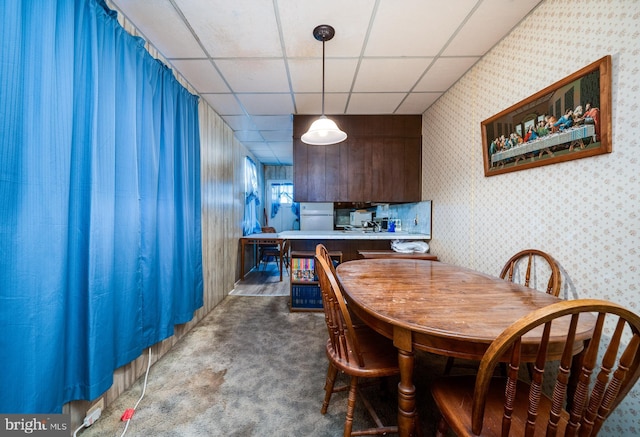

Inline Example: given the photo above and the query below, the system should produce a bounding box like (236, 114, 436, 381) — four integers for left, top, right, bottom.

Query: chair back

(281, 239, 290, 263)
(500, 249, 561, 296)
(315, 244, 365, 367)
(471, 299, 640, 436)
(261, 226, 276, 233)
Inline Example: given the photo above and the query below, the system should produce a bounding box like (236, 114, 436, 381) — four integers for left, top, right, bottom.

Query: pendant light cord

(321, 39, 326, 116)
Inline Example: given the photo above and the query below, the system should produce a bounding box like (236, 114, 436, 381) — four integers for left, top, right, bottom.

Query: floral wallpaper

(422, 0, 640, 434)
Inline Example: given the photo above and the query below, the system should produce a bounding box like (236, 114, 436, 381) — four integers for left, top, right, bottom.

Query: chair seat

(432, 376, 569, 437)
(325, 326, 400, 378)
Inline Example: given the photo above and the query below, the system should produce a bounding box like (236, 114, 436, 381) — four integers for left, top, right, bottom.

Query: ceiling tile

(278, 0, 375, 58)
(414, 57, 480, 92)
(261, 130, 293, 142)
(346, 93, 406, 114)
(443, 0, 543, 56)
(267, 142, 293, 152)
(250, 115, 292, 130)
(174, 0, 282, 57)
(243, 142, 271, 151)
(353, 58, 433, 92)
(237, 94, 295, 115)
(112, 0, 206, 58)
(221, 115, 256, 131)
(170, 59, 230, 93)
(288, 58, 358, 93)
(216, 59, 290, 93)
(365, 0, 478, 57)
(294, 93, 350, 115)
(396, 93, 442, 114)
(201, 94, 244, 115)
(234, 131, 264, 142)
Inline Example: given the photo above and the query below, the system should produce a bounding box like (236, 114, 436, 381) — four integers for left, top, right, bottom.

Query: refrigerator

(299, 202, 334, 231)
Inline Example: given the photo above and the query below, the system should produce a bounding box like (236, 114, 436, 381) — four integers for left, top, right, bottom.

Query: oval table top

(336, 258, 593, 360)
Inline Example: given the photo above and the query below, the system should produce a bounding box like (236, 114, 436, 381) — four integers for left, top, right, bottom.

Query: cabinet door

(370, 138, 420, 202)
(402, 138, 422, 201)
(325, 143, 341, 202)
(294, 139, 328, 202)
(293, 139, 308, 201)
(370, 137, 389, 201)
(346, 138, 371, 202)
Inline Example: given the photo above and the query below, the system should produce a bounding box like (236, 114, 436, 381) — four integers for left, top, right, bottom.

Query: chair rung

(356, 390, 398, 436)
(351, 426, 398, 436)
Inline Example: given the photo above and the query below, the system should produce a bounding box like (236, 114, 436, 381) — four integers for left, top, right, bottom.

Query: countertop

(278, 230, 430, 240)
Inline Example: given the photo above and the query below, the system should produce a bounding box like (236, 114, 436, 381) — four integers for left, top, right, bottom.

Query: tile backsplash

(385, 200, 432, 237)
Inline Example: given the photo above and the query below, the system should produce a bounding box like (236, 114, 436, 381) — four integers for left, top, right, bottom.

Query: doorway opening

(265, 180, 299, 231)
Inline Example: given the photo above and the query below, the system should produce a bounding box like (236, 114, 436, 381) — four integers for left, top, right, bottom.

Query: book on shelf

(291, 257, 316, 282)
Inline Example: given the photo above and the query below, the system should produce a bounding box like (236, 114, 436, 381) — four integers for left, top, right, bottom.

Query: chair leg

(344, 376, 358, 437)
(322, 363, 339, 414)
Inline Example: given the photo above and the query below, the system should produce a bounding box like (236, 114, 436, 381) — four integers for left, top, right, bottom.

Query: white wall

(423, 0, 640, 433)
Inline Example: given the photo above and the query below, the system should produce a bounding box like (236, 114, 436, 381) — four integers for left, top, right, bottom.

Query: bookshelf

(289, 250, 342, 312)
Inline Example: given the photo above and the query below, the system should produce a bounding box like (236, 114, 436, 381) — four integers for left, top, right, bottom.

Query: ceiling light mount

(301, 24, 347, 146)
(312, 24, 335, 42)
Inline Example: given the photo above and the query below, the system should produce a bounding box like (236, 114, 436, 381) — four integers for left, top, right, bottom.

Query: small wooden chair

(444, 249, 562, 376)
(281, 238, 290, 272)
(315, 244, 400, 437)
(432, 299, 640, 437)
(500, 249, 561, 297)
(258, 226, 281, 271)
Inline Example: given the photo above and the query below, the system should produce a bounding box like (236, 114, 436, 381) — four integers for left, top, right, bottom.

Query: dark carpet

(79, 295, 450, 436)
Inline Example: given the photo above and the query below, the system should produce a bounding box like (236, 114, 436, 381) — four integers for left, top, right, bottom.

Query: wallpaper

(422, 0, 640, 434)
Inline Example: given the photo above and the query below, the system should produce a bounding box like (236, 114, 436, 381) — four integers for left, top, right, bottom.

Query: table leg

(240, 240, 246, 280)
(397, 349, 417, 436)
(279, 240, 283, 282)
(394, 326, 417, 437)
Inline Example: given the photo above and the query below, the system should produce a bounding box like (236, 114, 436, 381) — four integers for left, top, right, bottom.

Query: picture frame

(481, 55, 612, 177)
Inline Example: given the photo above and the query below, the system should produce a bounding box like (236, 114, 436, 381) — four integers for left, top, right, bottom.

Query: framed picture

(482, 55, 611, 177)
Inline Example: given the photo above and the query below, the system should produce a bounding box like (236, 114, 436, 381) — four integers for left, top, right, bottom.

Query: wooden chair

(432, 299, 640, 437)
(315, 244, 400, 437)
(258, 226, 281, 272)
(500, 249, 561, 297)
(281, 238, 290, 272)
(444, 249, 562, 375)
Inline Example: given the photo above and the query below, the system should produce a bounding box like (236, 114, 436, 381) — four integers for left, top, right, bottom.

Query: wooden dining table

(240, 233, 284, 281)
(336, 258, 595, 437)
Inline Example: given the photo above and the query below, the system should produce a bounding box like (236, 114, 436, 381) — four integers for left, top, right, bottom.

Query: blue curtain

(0, 0, 203, 413)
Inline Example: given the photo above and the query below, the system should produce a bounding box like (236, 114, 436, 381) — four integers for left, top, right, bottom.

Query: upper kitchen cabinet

(293, 115, 422, 203)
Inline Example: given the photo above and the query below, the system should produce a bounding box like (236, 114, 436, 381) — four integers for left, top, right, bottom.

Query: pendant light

(301, 25, 347, 145)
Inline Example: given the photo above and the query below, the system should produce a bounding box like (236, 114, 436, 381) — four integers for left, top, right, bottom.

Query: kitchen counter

(278, 230, 430, 240)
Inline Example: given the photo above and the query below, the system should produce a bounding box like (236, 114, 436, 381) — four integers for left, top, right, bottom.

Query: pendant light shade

(301, 115, 347, 145)
(301, 25, 347, 146)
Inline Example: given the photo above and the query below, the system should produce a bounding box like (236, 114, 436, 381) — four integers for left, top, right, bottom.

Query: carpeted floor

(78, 266, 452, 436)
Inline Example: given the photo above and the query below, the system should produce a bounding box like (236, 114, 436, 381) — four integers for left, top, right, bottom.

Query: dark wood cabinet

(293, 115, 422, 203)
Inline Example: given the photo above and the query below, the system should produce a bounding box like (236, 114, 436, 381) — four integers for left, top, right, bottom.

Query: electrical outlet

(86, 398, 104, 420)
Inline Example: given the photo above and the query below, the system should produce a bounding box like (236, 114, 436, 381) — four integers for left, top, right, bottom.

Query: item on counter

(391, 240, 429, 253)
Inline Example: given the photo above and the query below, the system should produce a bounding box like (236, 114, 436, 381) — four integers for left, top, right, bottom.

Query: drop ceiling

(110, 0, 542, 165)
